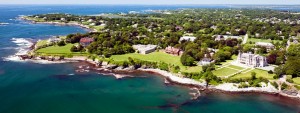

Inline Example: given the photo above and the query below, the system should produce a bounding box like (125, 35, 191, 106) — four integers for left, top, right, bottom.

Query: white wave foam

(0, 47, 18, 50)
(2, 38, 33, 62)
(0, 23, 9, 25)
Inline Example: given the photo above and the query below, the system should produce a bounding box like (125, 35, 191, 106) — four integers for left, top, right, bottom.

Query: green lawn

(35, 44, 86, 55)
(227, 65, 244, 70)
(247, 38, 282, 44)
(293, 77, 300, 85)
(110, 51, 202, 72)
(231, 69, 274, 80)
(36, 40, 48, 47)
(213, 67, 240, 77)
(90, 26, 104, 31)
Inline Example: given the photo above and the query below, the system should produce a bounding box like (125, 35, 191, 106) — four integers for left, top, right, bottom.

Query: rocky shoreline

(16, 55, 300, 100)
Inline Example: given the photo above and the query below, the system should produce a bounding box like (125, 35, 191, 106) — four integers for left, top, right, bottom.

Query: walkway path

(242, 34, 248, 44)
(223, 68, 250, 78)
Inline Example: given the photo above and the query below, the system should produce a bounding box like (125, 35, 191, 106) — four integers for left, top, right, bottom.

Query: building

(165, 46, 183, 56)
(237, 52, 268, 67)
(255, 42, 275, 51)
(214, 35, 241, 41)
(132, 44, 157, 54)
(175, 26, 183, 31)
(214, 35, 224, 41)
(80, 37, 94, 47)
(179, 36, 196, 42)
(198, 58, 213, 66)
(287, 37, 299, 48)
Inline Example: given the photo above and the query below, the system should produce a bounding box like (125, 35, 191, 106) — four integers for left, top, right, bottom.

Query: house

(255, 42, 275, 51)
(80, 37, 94, 47)
(179, 36, 196, 42)
(287, 37, 299, 47)
(60, 18, 66, 21)
(214, 35, 241, 41)
(237, 52, 268, 67)
(214, 35, 224, 41)
(175, 26, 183, 31)
(165, 46, 183, 56)
(132, 44, 157, 54)
(198, 58, 213, 66)
(210, 25, 217, 30)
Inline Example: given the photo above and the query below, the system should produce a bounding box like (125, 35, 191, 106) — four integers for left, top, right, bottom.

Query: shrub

(268, 70, 273, 74)
(251, 72, 257, 80)
(57, 41, 66, 46)
(281, 82, 288, 90)
(273, 74, 280, 79)
(286, 78, 294, 83)
(271, 82, 279, 89)
(238, 82, 249, 88)
(158, 62, 169, 71)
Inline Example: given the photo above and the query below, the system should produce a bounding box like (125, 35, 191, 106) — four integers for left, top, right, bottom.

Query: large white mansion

(237, 52, 268, 67)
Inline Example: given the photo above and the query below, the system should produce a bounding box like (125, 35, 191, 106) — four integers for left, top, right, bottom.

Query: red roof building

(165, 46, 183, 56)
(80, 37, 94, 47)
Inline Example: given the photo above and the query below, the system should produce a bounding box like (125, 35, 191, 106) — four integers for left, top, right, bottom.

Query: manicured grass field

(35, 44, 86, 55)
(227, 65, 244, 70)
(231, 69, 274, 80)
(293, 77, 300, 85)
(90, 26, 104, 31)
(110, 51, 202, 72)
(247, 38, 282, 44)
(213, 67, 240, 77)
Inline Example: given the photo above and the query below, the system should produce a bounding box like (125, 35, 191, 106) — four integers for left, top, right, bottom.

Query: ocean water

(0, 5, 300, 113)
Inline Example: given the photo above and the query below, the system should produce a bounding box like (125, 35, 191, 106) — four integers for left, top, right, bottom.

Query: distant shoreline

(19, 16, 97, 32)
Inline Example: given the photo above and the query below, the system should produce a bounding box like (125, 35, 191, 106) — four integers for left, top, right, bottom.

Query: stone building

(165, 46, 183, 56)
(132, 44, 157, 54)
(237, 52, 268, 67)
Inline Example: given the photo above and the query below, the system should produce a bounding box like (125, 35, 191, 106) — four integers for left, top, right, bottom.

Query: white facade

(237, 52, 268, 67)
(133, 44, 157, 54)
(179, 36, 196, 42)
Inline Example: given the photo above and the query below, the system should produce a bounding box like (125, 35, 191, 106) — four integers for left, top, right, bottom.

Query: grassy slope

(213, 67, 239, 77)
(293, 77, 300, 85)
(36, 40, 48, 47)
(35, 44, 86, 55)
(110, 51, 202, 73)
(231, 69, 274, 80)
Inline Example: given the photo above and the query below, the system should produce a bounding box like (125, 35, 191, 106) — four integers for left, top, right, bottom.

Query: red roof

(80, 37, 94, 43)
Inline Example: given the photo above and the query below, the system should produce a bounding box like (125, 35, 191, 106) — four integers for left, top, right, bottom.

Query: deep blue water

(0, 5, 300, 113)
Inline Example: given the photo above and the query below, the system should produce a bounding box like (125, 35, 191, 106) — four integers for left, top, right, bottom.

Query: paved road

(242, 34, 248, 44)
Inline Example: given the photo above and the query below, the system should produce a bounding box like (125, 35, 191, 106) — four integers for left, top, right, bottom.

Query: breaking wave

(2, 38, 33, 62)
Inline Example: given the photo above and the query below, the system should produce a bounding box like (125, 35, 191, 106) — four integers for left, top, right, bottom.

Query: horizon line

(0, 4, 300, 5)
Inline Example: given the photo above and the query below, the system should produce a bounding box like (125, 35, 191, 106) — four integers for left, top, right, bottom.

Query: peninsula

(20, 9, 300, 99)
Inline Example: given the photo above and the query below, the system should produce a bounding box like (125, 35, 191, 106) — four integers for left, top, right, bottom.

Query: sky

(0, 0, 299, 5)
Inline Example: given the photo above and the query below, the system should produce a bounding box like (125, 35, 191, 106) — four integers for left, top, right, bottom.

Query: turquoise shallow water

(0, 5, 300, 113)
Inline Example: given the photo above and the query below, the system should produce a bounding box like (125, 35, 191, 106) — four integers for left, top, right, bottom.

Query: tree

(202, 70, 218, 87)
(70, 45, 78, 52)
(266, 53, 277, 64)
(57, 41, 66, 46)
(274, 65, 284, 78)
(251, 72, 257, 80)
(180, 54, 195, 66)
(159, 62, 169, 71)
